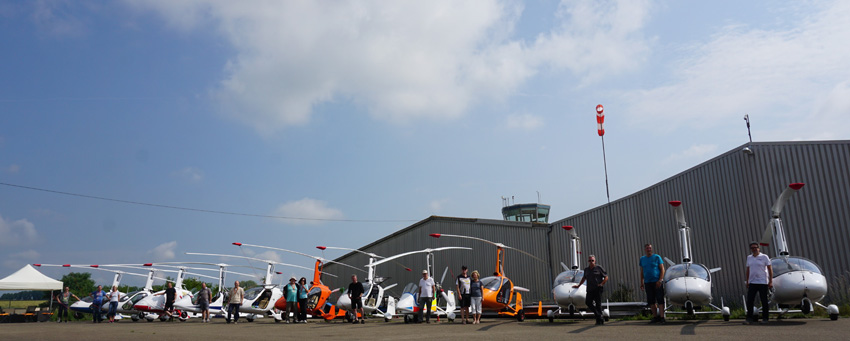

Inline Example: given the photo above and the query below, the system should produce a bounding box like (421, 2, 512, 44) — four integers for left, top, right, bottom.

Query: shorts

(645, 282, 665, 305)
(351, 298, 363, 309)
(470, 297, 482, 314)
(164, 301, 174, 312)
(198, 301, 209, 311)
(460, 294, 471, 308)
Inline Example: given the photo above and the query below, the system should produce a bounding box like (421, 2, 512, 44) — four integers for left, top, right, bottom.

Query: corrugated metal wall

(549, 140, 850, 306)
(325, 141, 850, 307)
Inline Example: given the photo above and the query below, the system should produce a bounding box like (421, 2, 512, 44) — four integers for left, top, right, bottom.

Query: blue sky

(2, 0, 849, 286)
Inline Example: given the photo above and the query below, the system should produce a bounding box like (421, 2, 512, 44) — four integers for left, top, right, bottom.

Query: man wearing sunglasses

(744, 242, 773, 325)
(574, 255, 608, 325)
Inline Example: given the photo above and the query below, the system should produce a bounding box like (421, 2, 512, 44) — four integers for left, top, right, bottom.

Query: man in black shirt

(347, 275, 365, 324)
(155, 282, 177, 321)
(574, 255, 608, 325)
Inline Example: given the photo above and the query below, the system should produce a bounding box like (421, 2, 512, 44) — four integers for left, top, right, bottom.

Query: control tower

(501, 202, 551, 223)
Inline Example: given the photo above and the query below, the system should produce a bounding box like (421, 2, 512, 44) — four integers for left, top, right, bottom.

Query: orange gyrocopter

(232, 242, 365, 321)
(429, 233, 542, 321)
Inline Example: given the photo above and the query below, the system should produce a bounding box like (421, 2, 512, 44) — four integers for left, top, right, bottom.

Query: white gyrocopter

(664, 201, 730, 320)
(547, 226, 611, 322)
(34, 263, 165, 321)
(751, 183, 839, 320)
(318, 246, 407, 322)
(128, 264, 223, 321)
(369, 246, 471, 323)
(184, 252, 319, 322)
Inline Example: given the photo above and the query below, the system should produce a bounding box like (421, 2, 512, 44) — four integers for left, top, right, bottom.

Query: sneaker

(234, 321, 238, 324)
(648, 317, 658, 324)
(742, 320, 751, 325)
(659, 318, 666, 324)
(360, 320, 365, 324)
(759, 320, 768, 325)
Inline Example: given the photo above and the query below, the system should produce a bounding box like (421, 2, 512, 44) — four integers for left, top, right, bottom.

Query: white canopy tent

(1, 264, 63, 313)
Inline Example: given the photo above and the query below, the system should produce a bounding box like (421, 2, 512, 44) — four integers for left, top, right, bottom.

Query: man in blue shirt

(283, 277, 299, 323)
(90, 285, 105, 323)
(640, 244, 666, 324)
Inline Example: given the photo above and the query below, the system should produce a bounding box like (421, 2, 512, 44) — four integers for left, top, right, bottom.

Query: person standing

(348, 275, 365, 324)
(574, 255, 608, 325)
(227, 281, 245, 324)
(640, 244, 666, 324)
(744, 242, 773, 325)
(107, 286, 122, 323)
(90, 285, 105, 323)
(283, 276, 299, 323)
(469, 270, 483, 324)
(154, 282, 177, 321)
(55, 287, 79, 323)
(418, 270, 436, 324)
(455, 265, 471, 324)
(197, 283, 212, 323)
(297, 277, 309, 323)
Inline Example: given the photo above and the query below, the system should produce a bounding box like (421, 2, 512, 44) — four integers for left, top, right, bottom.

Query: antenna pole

(600, 135, 615, 245)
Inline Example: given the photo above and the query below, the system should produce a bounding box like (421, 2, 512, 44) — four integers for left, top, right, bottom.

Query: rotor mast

(762, 183, 805, 257)
(669, 201, 693, 264)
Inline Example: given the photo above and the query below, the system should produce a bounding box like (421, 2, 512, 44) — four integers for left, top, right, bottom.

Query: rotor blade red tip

(406, 268, 412, 272)
(62, 264, 71, 267)
(668, 201, 682, 207)
(789, 183, 805, 190)
(561, 226, 573, 230)
(33, 264, 41, 267)
(316, 246, 326, 250)
(232, 242, 242, 246)
(759, 243, 769, 246)
(90, 265, 99, 268)
(429, 234, 441, 238)
(143, 263, 153, 267)
(276, 272, 283, 275)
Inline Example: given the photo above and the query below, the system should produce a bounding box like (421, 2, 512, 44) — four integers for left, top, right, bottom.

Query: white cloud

(6, 164, 20, 173)
(505, 113, 543, 131)
(429, 199, 450, 213)
(148, 241, 178, 261)
(2, 250, 41, 269)
(623, 1, 850, 140)
(130, 0, 653, 134)
(272, 198, 344, 224)
(0, 214, 38, 246)
(662, 144, 718, 165)
(30, 0, 88, 37)
(172, 167, 204, 183)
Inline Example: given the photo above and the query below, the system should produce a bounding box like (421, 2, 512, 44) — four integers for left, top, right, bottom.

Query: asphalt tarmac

(1, 316, 846, 340)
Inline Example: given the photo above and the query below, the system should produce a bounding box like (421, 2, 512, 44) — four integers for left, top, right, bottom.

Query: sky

(2, 0, 849, 287)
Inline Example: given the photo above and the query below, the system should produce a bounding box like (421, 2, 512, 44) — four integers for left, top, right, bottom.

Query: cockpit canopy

(243, 287, 265, 301)
(771, 256, 822, 277)
(664, 263, 710, 282)
(481, 276, 508, 291)
(402, 283, 419, 295)
(553, 270, 584, 287)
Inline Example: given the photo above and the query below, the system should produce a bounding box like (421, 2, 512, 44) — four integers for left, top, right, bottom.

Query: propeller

(514, 286, 531, 292)
(233, 242, 365, 273)
(429, 234, 543, 262)
(663, 257, 676, 267)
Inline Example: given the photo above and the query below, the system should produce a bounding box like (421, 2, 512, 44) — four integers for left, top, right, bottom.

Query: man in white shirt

(418, 270, 436, 324)
(744, 242, 773, 325)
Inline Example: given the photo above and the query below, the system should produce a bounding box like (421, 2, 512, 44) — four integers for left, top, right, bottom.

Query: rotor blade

(663, 257, 676, 267)
(709, 267, 722, 273)
(315, 246, 384, 258)
(760, 222, 774, 247)
(235, 243, 365, 273)
(440, 267, 448, 287)
(382, 283, 398, 291)
(668, 201, 687, 227)
(560, 262, 569, 271)
(369, 247, 472, 267)
(34, 264, 153, 279)
(514, 286, 531, 292)
(771, 183, 805, 217)
(430, 234, 543, 262)
(185, 252, 318, 273)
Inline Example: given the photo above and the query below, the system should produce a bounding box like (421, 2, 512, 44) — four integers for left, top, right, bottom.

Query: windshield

(309, 286, 322, 296)
(664, 264, 710, 281)
(402, 283, 418, 294)
(120, 291, 138, 302)
(362, 283, 373, 297)
(481, 276, 505, 291)
(243, 287, 265, 301)
(554, 270, 584, 286)
(772, 256, 823, 277)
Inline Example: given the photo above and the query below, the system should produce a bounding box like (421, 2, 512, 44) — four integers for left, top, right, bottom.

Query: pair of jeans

(418, 297, 433, 322)
(298, 298, 308, 321)
(746, 284, 770, 322)
(108, 302, 118, 318)
(57, 304, 69, 321)
(227, 303, 241, 322)
(91, 303, 103, 322)
(285, 301, 298, 322)
(585, 286, 604, 322)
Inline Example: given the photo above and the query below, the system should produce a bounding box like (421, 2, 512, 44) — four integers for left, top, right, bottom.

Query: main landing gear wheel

(403, 315, 410, 324)
(603, 315, 609, 322)
(517, 310, 525, 322)
(73, 312, 83, 320)
(345, 312, 353, 323)
(802, 300, 812, 315)
(246, 317, 254, 323)
(131, 314, 140, 322)
(830, 314, 839, 321)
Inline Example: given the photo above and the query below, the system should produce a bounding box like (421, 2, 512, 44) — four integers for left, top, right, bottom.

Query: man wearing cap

(283, 276, 299, 323)
(348, 275, 365, 324)
(418, 270, 436, 323)
(456, 266, 471, 324)
(744, 242, 773, 325)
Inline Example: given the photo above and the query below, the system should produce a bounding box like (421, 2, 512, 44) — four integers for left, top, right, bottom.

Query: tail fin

(760, 222, 773, 247)
(516, 292, 523, 312)
(386, 296, 396, 317)
(441, 290, 456, 313)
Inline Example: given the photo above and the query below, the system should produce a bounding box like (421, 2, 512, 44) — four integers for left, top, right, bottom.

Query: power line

(0, 182, 418, 223)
